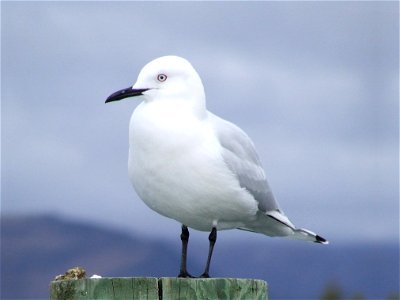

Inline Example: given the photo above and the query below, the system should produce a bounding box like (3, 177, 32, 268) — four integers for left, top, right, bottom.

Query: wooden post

(50, 277, 268, 300)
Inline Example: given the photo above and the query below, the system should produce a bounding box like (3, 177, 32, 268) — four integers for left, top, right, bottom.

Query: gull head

(106, 56, 205, 106)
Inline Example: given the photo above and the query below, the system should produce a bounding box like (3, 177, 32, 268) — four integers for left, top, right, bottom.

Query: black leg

(200, 227, 217, 278)
(178, 225, 193, 278)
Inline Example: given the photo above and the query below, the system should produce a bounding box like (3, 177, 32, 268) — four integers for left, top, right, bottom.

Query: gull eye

(157, 74, 167, 82)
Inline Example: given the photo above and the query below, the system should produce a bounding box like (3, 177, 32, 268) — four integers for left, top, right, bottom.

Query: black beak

(105, 87, 149, 103)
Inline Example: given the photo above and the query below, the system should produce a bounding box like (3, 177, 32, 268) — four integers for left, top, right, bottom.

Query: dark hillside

(1, 215, 398, 299)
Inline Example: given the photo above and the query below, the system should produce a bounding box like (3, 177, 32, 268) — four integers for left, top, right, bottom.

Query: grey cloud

(2, 2, 398, 241)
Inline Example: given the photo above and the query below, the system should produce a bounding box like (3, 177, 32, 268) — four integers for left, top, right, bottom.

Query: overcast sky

(2, 2, 398, 243)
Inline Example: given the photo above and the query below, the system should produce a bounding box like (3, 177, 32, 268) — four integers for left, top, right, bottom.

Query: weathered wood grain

(50, 277, 267, 300)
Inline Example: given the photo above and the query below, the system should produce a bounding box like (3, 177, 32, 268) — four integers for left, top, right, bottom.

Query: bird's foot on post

(178, 225, 194, 278)
(199, 227, 217, 279)
(177, 271, 195, 278)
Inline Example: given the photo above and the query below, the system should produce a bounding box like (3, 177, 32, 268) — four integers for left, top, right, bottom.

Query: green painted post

(50, 277, 268, 300)
(160, 277, 267, 300)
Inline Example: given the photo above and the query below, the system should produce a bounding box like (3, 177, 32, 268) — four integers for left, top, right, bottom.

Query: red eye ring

(157, 74, 167, 82)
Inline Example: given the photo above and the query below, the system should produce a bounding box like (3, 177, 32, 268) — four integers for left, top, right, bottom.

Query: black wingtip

(315, 235, 329, 244)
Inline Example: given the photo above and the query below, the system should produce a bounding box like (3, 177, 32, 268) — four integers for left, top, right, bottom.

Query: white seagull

(106, 56, 328, 278)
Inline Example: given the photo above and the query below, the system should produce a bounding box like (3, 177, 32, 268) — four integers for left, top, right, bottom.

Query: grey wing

(209, 113, 280, 212)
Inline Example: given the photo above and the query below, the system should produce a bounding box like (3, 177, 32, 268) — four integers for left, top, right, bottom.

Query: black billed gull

(106, 56, 328, 278)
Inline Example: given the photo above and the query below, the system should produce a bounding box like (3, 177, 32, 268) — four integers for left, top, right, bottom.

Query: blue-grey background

(2, 2, 399, 299)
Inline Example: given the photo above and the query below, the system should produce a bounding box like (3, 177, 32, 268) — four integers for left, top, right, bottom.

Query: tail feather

(241, 210, 329, 244)
(266, 210, 329, 244)
(290, 228, 329, 244)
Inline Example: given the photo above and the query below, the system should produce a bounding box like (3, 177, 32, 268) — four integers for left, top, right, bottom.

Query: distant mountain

(1, 215, 399, 299)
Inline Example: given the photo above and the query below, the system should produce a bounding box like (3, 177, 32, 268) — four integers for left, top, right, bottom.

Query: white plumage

(106, 55, 328, 277)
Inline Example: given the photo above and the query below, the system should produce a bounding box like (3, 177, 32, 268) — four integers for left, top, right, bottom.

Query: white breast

(128, 100, 258, 231)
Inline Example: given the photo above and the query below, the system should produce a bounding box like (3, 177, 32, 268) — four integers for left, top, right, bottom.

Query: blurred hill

(1, 215, 398, 299)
